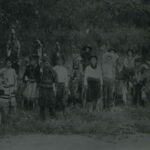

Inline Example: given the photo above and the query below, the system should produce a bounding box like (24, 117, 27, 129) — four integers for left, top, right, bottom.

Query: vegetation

(0, 0, 149, 58)
(1, 106, 150, 137)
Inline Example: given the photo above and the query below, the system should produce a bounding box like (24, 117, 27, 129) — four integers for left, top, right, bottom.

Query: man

(84, 56, 103, 112)
(81, 46, 92, 71)
(53, 56, 69, 114)
(32, 40, 43, 64)
(6, 27, 20, 74)
(51, 41, 65, 67)
(70, 54, 83, 106)
(102, 52, 116, 109)
(39, 55, 57, 120)
(0, 58, 18, 114)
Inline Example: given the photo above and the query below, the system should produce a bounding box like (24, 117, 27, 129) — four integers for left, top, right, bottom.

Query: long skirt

(87, 78, 101, 102)
(23, 82, 39, 100)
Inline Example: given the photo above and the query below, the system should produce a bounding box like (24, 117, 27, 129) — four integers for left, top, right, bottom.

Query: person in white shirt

(53, 56, 69, 113)
(84, 55, 103, 112)
(102, 52, 116, 109)
(0, 58, 17, 114)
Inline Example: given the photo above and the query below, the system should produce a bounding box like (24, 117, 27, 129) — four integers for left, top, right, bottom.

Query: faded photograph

(0, 0, 150, 150)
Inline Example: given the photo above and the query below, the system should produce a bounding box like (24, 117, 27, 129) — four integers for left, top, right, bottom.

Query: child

(84, 56, 103, 112)
(23, 55, 40, 110)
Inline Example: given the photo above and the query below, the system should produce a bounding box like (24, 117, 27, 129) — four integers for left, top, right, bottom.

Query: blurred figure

(6, 27, 20, 74)
(51, 41, 65, 67)
(0, 58, 18, 115)
(102, 51, 116, 109)
(133, 58, 147, 107)
(39, 55, 57, 120)
(70, 54, 83, 106)
(81, 46, 92, 71)
(32, 40, 43, 64)
(53, 56, 69, 114)
(123, 49, 135, 104)
(115, 57, 126, 105)
(23, 55, 40, 111)
(84, 56, 103, 112)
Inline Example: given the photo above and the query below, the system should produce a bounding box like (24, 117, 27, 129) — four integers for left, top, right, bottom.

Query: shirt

(53, 65, 68, 88)
(102, 62, 115, 81)
(84, 65, 103, 86)
(3, 68, 17, 87)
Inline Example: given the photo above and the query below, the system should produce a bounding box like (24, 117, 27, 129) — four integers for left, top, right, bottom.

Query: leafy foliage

(0, 0, 149, 57)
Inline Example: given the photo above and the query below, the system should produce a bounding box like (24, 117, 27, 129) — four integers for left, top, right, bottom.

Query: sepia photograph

(0, 0, 150, 150)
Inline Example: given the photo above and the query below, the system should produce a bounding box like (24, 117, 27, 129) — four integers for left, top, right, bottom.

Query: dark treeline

(0, 0, 150, 59)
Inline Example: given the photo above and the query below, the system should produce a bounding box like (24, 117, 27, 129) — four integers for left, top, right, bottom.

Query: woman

(23, 55, 40, 110)
(84, 56, 103, 112)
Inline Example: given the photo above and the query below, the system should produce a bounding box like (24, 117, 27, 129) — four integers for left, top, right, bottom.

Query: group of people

(0, 27, 149, 123)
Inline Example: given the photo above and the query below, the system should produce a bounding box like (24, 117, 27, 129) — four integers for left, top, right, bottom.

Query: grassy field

(0, 104, 150, 137)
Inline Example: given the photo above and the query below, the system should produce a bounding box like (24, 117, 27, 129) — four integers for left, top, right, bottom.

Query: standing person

(133, 58, 147, 107)
(6, 27, 20, 74)
(123, 49, 135, 104)
(51, 41, 65, 67)
(0, 58, 18, 114)
(23, 55, 40, 111)
(39, 55, 57, 120)
(32, 40, 43, 64)
(70, 54, 83, 106)
(102, 52, 116, 109)
(84, 56, 103, 112)
(115, 57, 126, 105)
(53, 56, 69, 114)
(81, 46, 92, 71)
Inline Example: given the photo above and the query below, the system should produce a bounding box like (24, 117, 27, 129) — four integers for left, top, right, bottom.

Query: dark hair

(83, 46, 92, 51)
(127, 48, 134, 55)
(90, 55, 98, 61)
(30, 54, 39, 61)
(108, 49, 117, 53)
(5, 58, 11, 63)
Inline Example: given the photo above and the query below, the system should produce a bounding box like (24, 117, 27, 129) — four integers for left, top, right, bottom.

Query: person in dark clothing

(32, 40, 43, 64)
(6, 28, 20, 74)
(133, 58, 147, 107)
(23, 55, 40, 110)
(70, 55, 83, 106)
(81, 46, 92, 71)
(39, 55, 57, 120)
(51, 41, 65, 67)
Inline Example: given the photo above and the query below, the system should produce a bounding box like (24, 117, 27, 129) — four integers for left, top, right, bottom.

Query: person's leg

(48, 90, 56, 118)
(133, 85, 138, 106)
(39, 105, 45, 120)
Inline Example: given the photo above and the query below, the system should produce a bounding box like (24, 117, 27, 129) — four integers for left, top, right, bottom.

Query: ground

(0, 134, 150, 150)
(0, 105, 150, 149)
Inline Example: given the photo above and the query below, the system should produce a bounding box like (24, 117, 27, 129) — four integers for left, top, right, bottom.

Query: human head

(83, 46, 92, 53)
(30, 55, 38, 66)
(6, 58, 12, 68)
(127, 49, 134, 57)
(90, 55, 98, 68)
